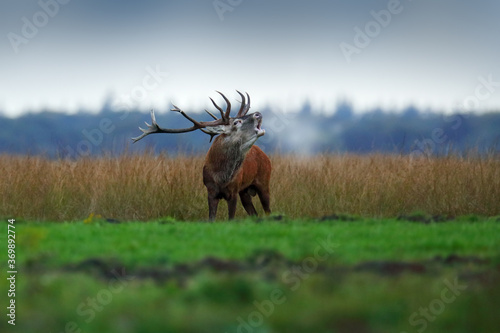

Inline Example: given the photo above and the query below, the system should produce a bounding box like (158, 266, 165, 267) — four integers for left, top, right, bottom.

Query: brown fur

(203, 143, 271, 220)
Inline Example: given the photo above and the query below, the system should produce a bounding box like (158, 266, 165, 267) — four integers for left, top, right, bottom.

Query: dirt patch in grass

(51, 252, 498, 287)
(317, 214, 360, 222)
(396, 214, 454, 224)
(354, 261, 426, 275)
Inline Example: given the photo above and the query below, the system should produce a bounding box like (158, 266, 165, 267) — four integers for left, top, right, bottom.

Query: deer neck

(206, 135, 252, 185)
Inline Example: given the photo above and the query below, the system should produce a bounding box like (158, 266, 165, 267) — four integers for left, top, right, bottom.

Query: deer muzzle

(254, 112, 265, 137)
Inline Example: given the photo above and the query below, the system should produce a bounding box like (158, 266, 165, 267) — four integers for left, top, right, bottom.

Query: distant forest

(1, 102, 499, 158)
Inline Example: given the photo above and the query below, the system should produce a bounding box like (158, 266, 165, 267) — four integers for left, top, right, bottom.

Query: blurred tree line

(1, 102, 499, 158)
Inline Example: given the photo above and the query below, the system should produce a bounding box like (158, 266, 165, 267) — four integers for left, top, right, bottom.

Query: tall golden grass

(1, 153, 499, 221)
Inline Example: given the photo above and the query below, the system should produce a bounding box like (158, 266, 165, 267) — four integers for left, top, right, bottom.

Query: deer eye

(233, 120, 242, 126)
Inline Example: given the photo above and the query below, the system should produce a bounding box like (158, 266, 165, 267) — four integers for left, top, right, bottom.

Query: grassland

(1, 218, 500, 333)
(1, 153, 499, 332)
(1, 153, 499, 221)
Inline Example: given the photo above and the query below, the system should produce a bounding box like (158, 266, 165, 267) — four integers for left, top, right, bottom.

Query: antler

(236, 90, 251, 117)
(132, 106, 227, 143)
(132, 91, 251, 143)
(208, 91, 232, 123)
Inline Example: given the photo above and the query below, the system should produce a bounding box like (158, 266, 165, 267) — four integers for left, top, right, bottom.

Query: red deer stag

(132, 91, 271, 220)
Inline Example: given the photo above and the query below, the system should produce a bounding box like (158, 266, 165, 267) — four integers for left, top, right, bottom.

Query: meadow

(1, 218, 500, 333)
(1, 153, 500, 332)
(1, 153, 499, 221)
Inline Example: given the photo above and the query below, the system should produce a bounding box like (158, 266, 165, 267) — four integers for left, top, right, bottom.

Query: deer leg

(257, 187, 271, 215)
(207, 194, 219, 221)
(227, 194, 238, 220)
(239, 190, 258, 216)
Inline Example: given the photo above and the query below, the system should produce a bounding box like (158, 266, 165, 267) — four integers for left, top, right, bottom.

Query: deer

(132, 91, 271, 221)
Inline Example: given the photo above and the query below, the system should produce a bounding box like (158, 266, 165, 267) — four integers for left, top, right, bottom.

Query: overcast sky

(2, 0, 500, 116)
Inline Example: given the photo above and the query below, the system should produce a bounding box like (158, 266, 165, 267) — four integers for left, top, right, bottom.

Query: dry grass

(1, 153, 499, 221)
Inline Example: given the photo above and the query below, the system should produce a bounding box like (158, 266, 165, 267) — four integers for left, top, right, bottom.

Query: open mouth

(255, 119, 265, 137)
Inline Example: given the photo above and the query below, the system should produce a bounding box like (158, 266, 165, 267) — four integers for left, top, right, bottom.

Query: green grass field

(2, 153, 499, 332)
(2, 216, 500, 333)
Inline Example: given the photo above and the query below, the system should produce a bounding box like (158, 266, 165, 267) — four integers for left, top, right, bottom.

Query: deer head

(131, 91, 264, 144)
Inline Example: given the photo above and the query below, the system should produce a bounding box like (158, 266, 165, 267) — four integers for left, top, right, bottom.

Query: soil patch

(54, 252, 496, 285)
